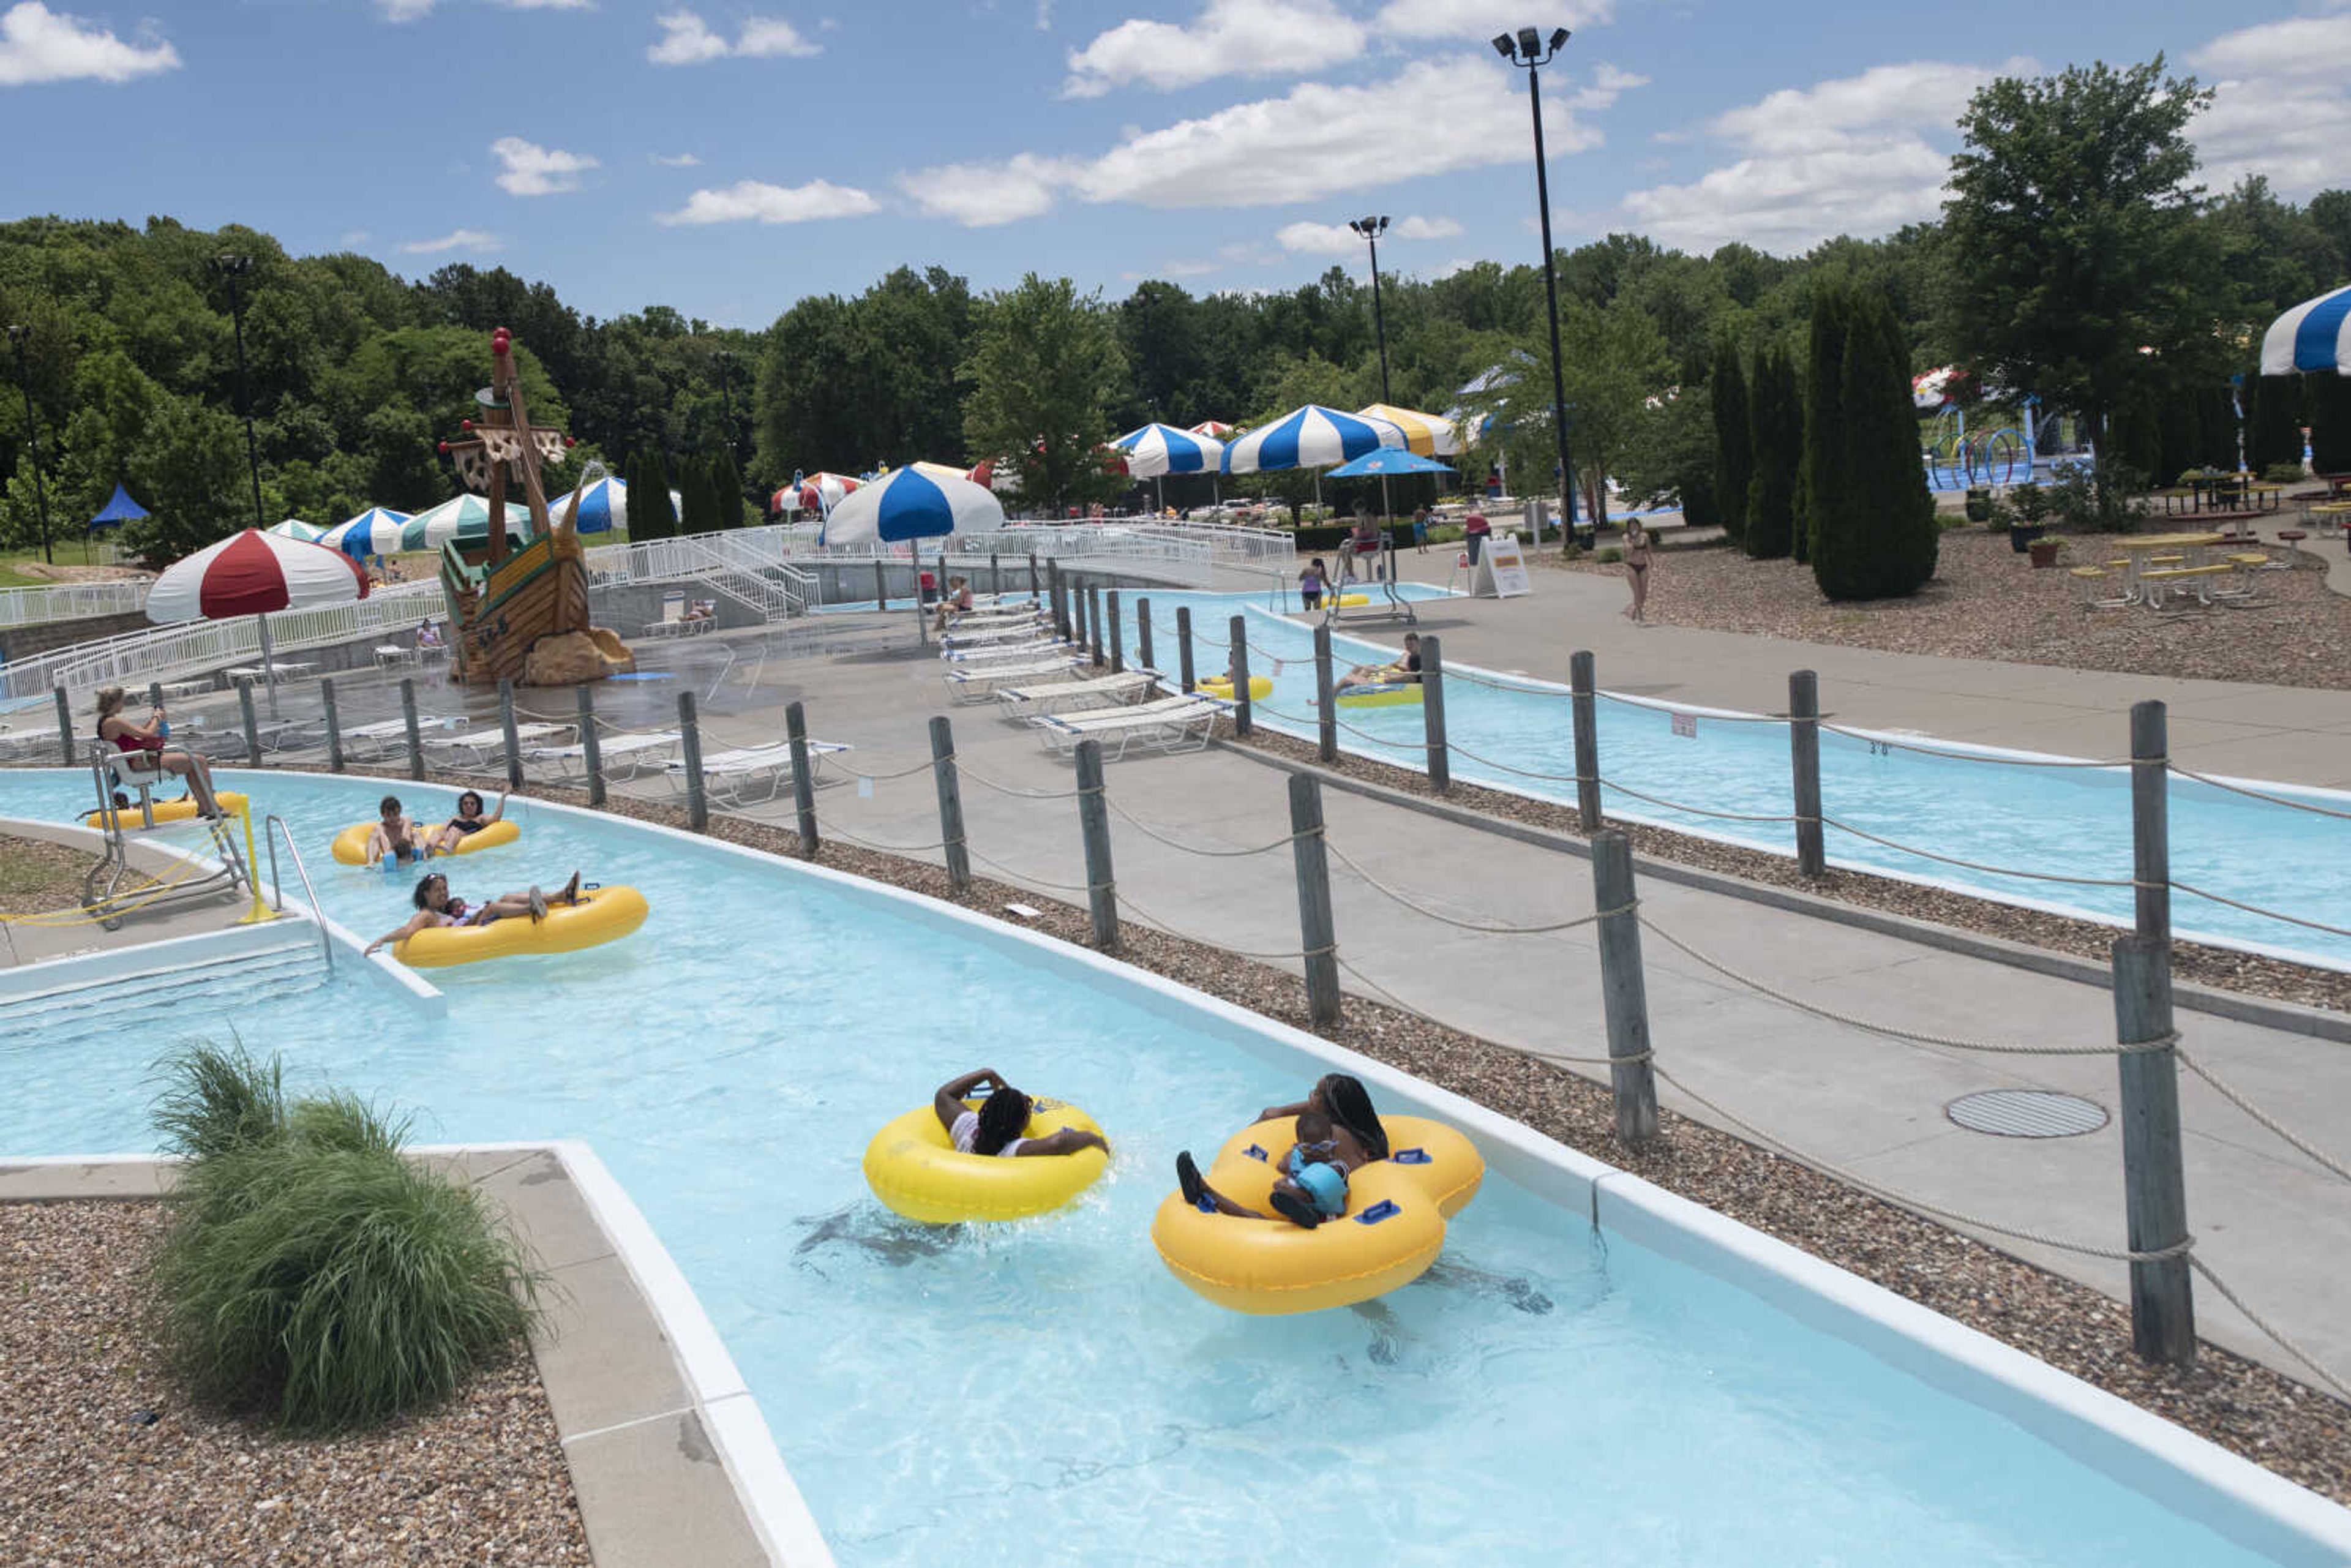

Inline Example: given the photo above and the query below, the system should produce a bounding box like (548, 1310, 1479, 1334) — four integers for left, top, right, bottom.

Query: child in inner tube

(1177, 1108, 1363, 1229)
(364, 869, 582, 956)
(1330, 632, 1423, 697)
(932, 1068, 1109, 1158)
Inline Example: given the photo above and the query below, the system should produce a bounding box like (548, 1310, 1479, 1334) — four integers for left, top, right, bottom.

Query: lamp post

(1493, 26, 1580, 542)
(1348, 215, 1393, 407)
(4, 324, 52, 563)
(210, 255, 268, 535)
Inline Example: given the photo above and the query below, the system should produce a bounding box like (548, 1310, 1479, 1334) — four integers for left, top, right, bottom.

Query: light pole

(1493, 26, 1580, 541)
(210, 254, 267, 534)
(1348, 215, 1393, 407)
(5, 323, 51, 563)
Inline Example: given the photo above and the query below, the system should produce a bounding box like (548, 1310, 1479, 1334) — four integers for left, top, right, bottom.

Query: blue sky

(0, 0, 2343, 327)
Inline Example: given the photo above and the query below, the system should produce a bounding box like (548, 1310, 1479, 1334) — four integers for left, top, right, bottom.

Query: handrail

(0, 579, 152, 629)
(261, 813, 334, 971)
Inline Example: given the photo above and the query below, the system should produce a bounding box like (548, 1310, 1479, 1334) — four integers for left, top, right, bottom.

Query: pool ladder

(260, 814, 334, 971)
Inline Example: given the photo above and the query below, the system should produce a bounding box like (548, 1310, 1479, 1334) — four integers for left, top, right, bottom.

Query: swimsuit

(949, 1109, 1028, 1159)
(449, 817, 487, 838)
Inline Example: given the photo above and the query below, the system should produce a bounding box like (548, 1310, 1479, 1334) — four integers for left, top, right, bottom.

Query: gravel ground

(0, 1202, 589, 1567)
(1552, 528, 2351, 689)
(0, 833, 97, 912)
(1234, 729, 2351, 1015)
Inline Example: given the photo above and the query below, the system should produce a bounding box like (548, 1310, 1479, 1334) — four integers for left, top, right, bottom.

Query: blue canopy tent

(85, 482, 148, 561)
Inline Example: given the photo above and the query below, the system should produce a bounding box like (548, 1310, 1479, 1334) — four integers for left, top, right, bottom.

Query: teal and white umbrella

(322, 506, 414, 560)
(264, 517, 323, 542)
(404, 494, 533, 551)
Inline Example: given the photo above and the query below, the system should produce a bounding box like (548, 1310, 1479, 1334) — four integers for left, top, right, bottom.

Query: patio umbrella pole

(257, 612, 282, 719)
(914, 543, 929, 648)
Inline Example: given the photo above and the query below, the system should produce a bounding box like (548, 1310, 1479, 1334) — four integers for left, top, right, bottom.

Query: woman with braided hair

(932, 1068, 1108, 1159)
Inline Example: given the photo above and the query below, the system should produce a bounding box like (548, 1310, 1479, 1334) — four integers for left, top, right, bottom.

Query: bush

(149, 1044, 539, 1432)
(1595, 546, 1623, 563)
(1425, 523, 1465, 544)
(2263, 462, 2308, 486)
(2047, 460, 2149, 533)
(2009, 481, 2052, 525)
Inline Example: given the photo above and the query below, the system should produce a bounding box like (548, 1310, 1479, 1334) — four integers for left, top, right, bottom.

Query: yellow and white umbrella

(1357, 403, 1462, 457)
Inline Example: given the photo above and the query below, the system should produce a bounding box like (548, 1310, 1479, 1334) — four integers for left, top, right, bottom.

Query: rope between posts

(1639, 915, 2143, 1057)
(808, 815, 948, 855)
(1821, 816, 2137, 887)
(1322, 839, 1620, 935)
(847, 757, 944, 783)
(955, 767, 1081, 801)
(2184, 1256, 2351, 1401)
(2175, 1048, 2351, 1187)
(1114, 888, 1330, 962)
(1822, 724, 2132, 768)
(1102, 795, 1305, 858)
(1430, 739, 1588, 785)
(2168, 880, 2351, 941)
(965, 846, 1092, 894)
(1330, 955, 1640, 1067)
(2165, 762, 2351, 821)
(1597, 778, 1801, 823)
(1596, 690, 1788, 722)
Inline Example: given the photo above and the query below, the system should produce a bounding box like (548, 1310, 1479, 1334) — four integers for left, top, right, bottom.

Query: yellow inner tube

(392, 884, 648, 968)
(332, 817, 519, 866)
(1151, 1114, 1483, 1315)
(1335, 593, 1370, 607)
(864, 1097, 1109, 1223)
(1196, 674, 1272, 701)
(82, 790, 249, 828)
(1335, 681, 1423, 708)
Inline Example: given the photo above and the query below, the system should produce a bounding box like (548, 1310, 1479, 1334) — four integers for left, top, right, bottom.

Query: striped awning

(2261, 285, 2351, 377)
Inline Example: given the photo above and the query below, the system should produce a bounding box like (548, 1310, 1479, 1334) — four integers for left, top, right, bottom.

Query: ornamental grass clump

(149, 1043, 541, 1431)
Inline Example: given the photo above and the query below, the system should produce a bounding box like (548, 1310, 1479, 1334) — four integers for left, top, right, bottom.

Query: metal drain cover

(1946, 1090, 2109, 1138)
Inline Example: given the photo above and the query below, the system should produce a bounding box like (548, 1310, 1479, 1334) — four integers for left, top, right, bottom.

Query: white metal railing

(586, 525, 812, 620)
(0, 579, 152, 628)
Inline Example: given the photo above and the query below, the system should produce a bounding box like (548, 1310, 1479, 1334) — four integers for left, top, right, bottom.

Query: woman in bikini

(364, 869, 583, 957)
(1622, 517, 1653, 624)
(94, 686, 226, 818)
(424, 789, 509, 857)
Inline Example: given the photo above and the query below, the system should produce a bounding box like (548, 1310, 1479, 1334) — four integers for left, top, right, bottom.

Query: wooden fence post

(1289, 773, 1340, 1026)
(1313, 622, 1337, 763)
(321, 678, 345, 773)
(786, 700, 819, 852)
(677, 691, 708, 831)
(1228, 615, 1252, 738)
(2132, 701, 2169, 940)
(1136, 598, 1153, 672)
(1108, 588, 1125, 673)
(576, 683, 605, 806)
(1074, 738, 1117, 949)
(931, 715, 970, 894)
(237, 678, 262, 766)
(1591, 829, 1659, 1144)
(1790, 669, 1825, 877)
(147, 680, 165, 713)
(1176, 607, 1196, 693)
(498, 678, 522, 792)
(1029, 552, 1040, 602)
(874, 557, 888, 612)
(2113, 932, 2195, 1365)
(1087, 584, 1104, 667)
(1421, 634, 1449, 793)
(1570, 649, 1603, 832)
(400, 678, 424, 780)
(53, 685, 73, 765)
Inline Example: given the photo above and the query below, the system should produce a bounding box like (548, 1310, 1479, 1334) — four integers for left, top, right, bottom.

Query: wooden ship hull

(441, 525, 632, 686)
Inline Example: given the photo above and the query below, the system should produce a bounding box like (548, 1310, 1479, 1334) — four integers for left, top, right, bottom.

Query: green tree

(1943, 58, 2219, 458)
(1709, 344, 1751, 544)
(1614, 382, 1720, 529)
(961, 274, 1127, 512)
(2246, 375, 2303, 472)
(2106, 383, 2164, 482)
(122, 394, 281, 565)
(1744, 344, 1801, 559)
(2310, 374, 2351, 476)
(1798, 283, 1853, 565)
(632, 449, 677, 540)
(1812, 290, 1938, 600)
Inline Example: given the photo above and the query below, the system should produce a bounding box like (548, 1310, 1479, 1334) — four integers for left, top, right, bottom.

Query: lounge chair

(665, 738, 853, 807)
(1033, 694, 1226, 759)
(941, 619, 1056, 648)
(527, 729, 681, 784)
(941, 637, 1079, 664)
(943, 655, 1084, 703)
(337, 716, 456, 760)
(997, 669, 1160, 719)
(423, 722, 574, 770)
(642, 591, 687, 639)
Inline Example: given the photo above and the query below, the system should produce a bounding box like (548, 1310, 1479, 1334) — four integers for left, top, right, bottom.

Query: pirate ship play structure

(436, 328, 633, 686)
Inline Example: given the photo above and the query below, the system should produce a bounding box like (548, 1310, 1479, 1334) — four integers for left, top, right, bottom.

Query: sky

(0, 0, 2345, 329)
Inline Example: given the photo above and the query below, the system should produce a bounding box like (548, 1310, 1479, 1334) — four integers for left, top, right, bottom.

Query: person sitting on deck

(364, 869, 581, 956)
(932, 1068, 1109, 1158)
(1332, 632, 1423, 696)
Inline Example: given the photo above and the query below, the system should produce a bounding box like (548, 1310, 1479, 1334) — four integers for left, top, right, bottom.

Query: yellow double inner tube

(1152, 1114, 1483, 1315)
(83, 790, 249, 828)
(392, 884, 648, 967)
(331, 817, 519, 866)
(1197, 674, 1272, 701)
(864, 1097, 1109, 1223)
(1335, 681, 1423, 709)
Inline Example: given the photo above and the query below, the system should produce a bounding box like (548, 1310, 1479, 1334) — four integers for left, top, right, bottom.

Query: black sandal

(1270, 1188, 1323, 1229)
(1176, 1151, 1205, 1209)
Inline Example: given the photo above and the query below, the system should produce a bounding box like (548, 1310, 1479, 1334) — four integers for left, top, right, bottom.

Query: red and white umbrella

(147, 528, 370, 713)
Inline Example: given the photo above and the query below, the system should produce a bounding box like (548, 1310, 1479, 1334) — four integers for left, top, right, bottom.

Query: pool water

(0, 771, 2308, 1566)
(1096, 587, 2351, 969)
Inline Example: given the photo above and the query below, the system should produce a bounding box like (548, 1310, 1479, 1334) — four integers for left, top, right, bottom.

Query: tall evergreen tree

(2105, 383, 2164, 482)
(1798, 283, 1852, 566)
(1813, 290, 1939, 600)
(2246, 374, 2303, 472)
(2197, 383, 2240, 472)
(635, 449, 678, 539)
(678, 454, 718, 535)
(714, 446, 748, 528)
(1709, 345, 1752, 546)
(1744, 345, 1800, 559)
(2154, 382, 2199, 485)
(2311, 373, 2351, 475)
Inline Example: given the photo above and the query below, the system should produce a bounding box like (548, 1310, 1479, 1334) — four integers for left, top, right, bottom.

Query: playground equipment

(1918, 402, 2030, 490)
(435, 330, 634, 686)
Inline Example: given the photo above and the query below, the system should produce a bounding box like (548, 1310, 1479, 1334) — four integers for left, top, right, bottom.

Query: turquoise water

(1097, 587, 2351, 969)
(0, 770, 2311, 1566)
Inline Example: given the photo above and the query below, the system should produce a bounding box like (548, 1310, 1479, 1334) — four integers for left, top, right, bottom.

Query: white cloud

(653, 151, 702, 167)
(1062, 0, 1360, 99)
(1430, 257, 1479, 279)
(2190, 16, 2351, 200)
(401, 228, 501, 254)
(906, 59, 1606, 225)
(491, 136, 598, 196)
(339, 229, 372, 246)
(1620, 58, 2029, 253)
(379, 0, 585, 17)
(0, 1, 178, 84)
(1275, 214, 1463, 253)
(649, 10, 818, 64)
(1374, 0, 1614, 37)
(656, 178, 879, 225)
(2190, 14, 2351, 81)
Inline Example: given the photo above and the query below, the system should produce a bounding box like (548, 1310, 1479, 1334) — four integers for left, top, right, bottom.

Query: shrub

(1744, 343, 1800, 559)
(2048, 460, 2149, 532)
(1425, 523, 1464, 544)
(1810, 288, 1938, 600)
(1595, 546, 1624, 563)
(2263, 462, 2307, 485)
(2246, 376, 2303, 473)
(148, 1046, 540, 1432)
(2009, 481, 2051, 525)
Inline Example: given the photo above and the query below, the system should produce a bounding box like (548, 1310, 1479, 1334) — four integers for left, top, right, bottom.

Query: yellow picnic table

(2109, 533, 2225, 600)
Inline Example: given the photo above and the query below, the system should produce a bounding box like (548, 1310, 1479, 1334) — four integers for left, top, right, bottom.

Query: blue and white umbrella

(1222, 404, 1406, 475)
(321, 506, 414, 560)
(1112, 422, 1224, 478)
(2261, 285, 2351, 376)
(820, 467, 1004, 546)
(544, 476, 627, 535)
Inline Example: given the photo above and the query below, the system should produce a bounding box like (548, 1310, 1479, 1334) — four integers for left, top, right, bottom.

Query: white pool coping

(10, 765, 2351, 1564)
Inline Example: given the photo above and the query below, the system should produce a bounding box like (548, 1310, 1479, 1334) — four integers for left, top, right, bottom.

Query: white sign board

(1474, 536, 1531, 599)
(1670, 711, 1698, 739)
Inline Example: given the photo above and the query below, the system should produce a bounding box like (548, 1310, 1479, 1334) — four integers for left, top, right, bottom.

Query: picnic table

(2109, 531, 2225, 598)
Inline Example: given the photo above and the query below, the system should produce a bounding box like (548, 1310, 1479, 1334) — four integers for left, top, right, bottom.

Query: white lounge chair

(373, 642, 421, 669)
(997, 669, 1160, 719)
(666, 738, 853, 806)
(339, 716, 465, 761)
(941, 637, 1079, 664)
(942, 620, 1054, 649)
(528, 729, 681, 784)
(943, 656, 1083, 703)
(642, 591, 687, 639)
(1033, 694, 1226, 759)
(424, 722, 574, 770)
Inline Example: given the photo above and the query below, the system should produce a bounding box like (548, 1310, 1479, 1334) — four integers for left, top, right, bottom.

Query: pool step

(0, 943, 326, 1041)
